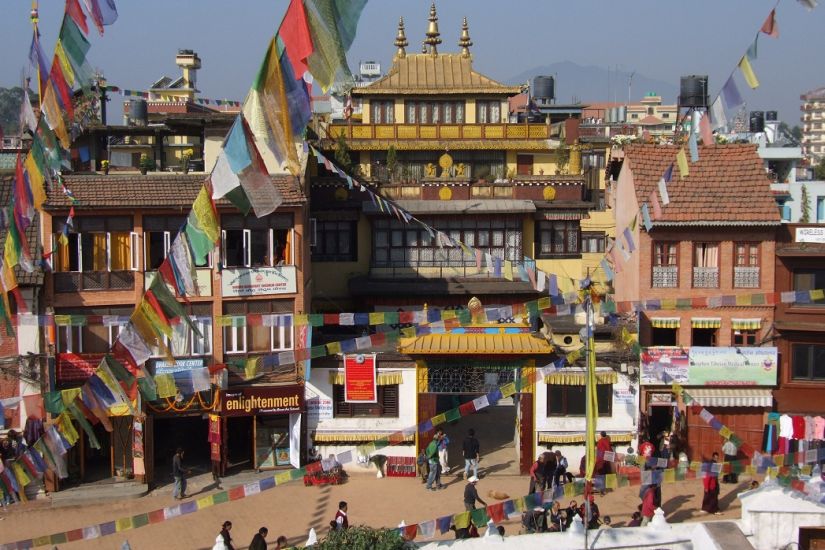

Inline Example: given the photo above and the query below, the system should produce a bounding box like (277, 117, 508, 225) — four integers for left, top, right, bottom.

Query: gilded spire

(458, 17, 473, 58)
(394, 17, 408, 59)
(424, 3, 441, 56)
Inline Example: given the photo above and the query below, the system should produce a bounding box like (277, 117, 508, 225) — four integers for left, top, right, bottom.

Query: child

(417, 450, 429, 483)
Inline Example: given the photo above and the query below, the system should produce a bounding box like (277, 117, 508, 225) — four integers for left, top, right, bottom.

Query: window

(221, 214, 293, 268)
(55, 217, 137, 272)
(818, 197, 825, 223)
(405, 101, 465, 124)
(732, 330, 757, 346)
(476, 100, 501, 124)
(734, 243, 759, 267)
(652, 242, 678, 287)
(371, 100, 394, 123)
(734, 242, 760, 288)
(536, 221, 580, 257)
(373, 216, 521, 267)
(144, 215, 186, 270)
(333, 384, 399, 417)
(692, 328, 717, 346)
(581, 232, 605, 253)
(312, 220, 357, 261)
(55, 307, 131, 353)
(547, 384, 612, 417)
(651, 328, 677, 346)
(793, 269, 825, 304)
(791, 343, 825, 380)
(693, 242, 719, 288)
(223, 300, 293, 355)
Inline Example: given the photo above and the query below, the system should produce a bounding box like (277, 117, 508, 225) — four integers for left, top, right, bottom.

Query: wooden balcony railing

(54, 271, 135, 292)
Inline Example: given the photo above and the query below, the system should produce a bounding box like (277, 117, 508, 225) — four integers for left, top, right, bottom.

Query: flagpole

(31, 0, 42, 109)
(583, 271, 595, 549)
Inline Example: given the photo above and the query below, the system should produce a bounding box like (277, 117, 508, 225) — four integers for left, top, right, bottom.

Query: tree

(334, 133, 361, 178)
(0, 87, 28, 135)
(814, 158, 825, 181)
(386, 145, 398, 182)
(801, 184, 812, 223)
(313, 526, 414, 550)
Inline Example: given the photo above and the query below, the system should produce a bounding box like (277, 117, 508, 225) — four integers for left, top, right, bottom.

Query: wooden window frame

(734, 242, 760, 267)
(791, 343, 825, 381)
(546, 384, 612, 417)
(536, 220, 580, 258)
(333, 384, 399, 418)
(732, 329, 757, 346)
(312, 220, 357, 262)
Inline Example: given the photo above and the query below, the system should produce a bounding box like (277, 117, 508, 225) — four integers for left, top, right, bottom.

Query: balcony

(652, 266, 678, 288)
(327, 123, 551, 142)
(734, 266, 760, 288)
(54, 271, 135, 292)
(693, 267, 719, 288)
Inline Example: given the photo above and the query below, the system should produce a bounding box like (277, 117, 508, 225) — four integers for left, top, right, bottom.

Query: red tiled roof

(623, 143, 781, 225)
(46, 173, 306, 211)
(637, 115, 664, 125)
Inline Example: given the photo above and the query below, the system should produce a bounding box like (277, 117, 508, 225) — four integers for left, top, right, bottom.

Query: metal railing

(54, 271, 135, 292)
(734, 266, 760, 288)
(693, 267, 719, 288)
(652, 266, 678, 288)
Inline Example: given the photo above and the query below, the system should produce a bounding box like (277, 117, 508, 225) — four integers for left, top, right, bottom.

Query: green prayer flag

(149, 276, 200, 336)
(137, 376, 158, 402)
(68, 402, 101, 450)
(104, 355, 135, 385)
(304, 0, 367, 91)
(44, 392, 65, 414)
(185, 216, 214, 266)
(470, 507, 490, 527)
(59, 16, 93, 83)
(444, 408, 461, 423)
(308, 314, 324, 327)
(132, 513, 149, 528)
(223, 186, 252, 216)
(212, 491, 229, 504)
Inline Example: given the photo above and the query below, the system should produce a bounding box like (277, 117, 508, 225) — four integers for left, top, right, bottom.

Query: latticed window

(371, 100, 394, 123)
(734, 242, 760, 288)
(333, 384, 399, 417)
(476, 100, 501, 123)
(536, 221, 580, 257)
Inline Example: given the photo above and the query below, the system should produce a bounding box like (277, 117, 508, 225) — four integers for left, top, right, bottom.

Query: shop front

(221, 385, 304, 470)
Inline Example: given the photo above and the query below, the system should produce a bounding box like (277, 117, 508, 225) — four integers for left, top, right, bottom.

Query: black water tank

(750, 111, 765, 132)
(128, 99, 148, 127)
(765, 111, 778, 122)
(533, 75, 555, 101)
(679, 75, 709, 108)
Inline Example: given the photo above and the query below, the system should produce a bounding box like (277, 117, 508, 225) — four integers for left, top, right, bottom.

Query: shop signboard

(153, 358, 206, 375)
(344, 353, 377, 403)
(305, 387, 333, 420)
(796, 226, 825, 243)
(641, 348, 689, 385)
(222, 385, 303, 416)
(221, 266, 296, 297)
(613, 388, 635, 405)
(641, 346, 778, 386)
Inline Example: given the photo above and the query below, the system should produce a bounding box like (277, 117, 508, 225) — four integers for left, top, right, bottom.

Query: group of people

(211, 521, 289, 550)
(521, 495, 612, 533)
(419, 428, 481, 491)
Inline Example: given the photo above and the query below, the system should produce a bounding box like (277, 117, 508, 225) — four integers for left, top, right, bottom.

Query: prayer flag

(278, 0, 314, 79)
(304, 0, 368, 91)
(622, 227, 635, 252)
(663, 163, 673, 183)
(19, 89, 38, 134)
(59, 15, 93, 84)
(600, 258, 614, 282)
(710, 97, 727, 130)
(649, 190, 662, 219)
(548, 274, 558, 296)
(721, 76, 744, 110)
(689, 131, 699, 162)
(29, 33, 49, 92)
(747, 34, 759, 61)
(641, 204, 653, 232)
(761, 9, 779, 38)
(676, 148, 689, 178)
(66, 0, 90, 35)
(738, 56, 760, 89)
(699, 112, 713, 145)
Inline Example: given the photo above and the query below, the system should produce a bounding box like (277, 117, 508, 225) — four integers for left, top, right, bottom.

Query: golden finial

(394, 17, 408, 59)
(424, 3, 441, 56)
(458, 17, 473, 58)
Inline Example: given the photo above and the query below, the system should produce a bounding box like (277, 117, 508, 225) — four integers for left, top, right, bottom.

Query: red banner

(344, 353, 377, 403)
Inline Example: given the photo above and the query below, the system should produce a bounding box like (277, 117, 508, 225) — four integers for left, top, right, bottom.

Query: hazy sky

(1, 0, 823, 123)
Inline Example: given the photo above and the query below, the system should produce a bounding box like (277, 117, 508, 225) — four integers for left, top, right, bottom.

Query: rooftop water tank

(679, 75, 709, 109)
(749, 111, 765, 133)
(128, 99, 148, 127)
(532, 75, 555, 101)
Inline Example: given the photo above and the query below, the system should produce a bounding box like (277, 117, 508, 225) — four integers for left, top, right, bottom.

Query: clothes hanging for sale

(779, 414, 793, 439)
(805, 416, 815, 441)
(792, 415, 806, 440)
(763, 412, 779, 454)
(815, 416, 825, 440)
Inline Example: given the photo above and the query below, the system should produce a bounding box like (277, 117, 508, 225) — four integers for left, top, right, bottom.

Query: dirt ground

(0, 462, 754, 549)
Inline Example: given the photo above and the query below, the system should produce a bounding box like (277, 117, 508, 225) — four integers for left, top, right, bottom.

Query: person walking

(553, 450, 569, 487)
(212, 521, 234, 550)
(438, 431, 451, 475)
(249, 527, 268, 550)
(425, 430, 444, 490)
(640, 485, 656, 526)
(333, 500, 349, 530)
(172, 447, 190, 500)
(596, 432, 613, 476)
(701, 453, 721, 514)
(463, 476, 487, 511)
(274, 536, 290, 550)
(528, 453, 546, 495)
(722, 439, 738, 483)
(462, 428, 480, 480)
(543, 451, 557, 491)
(417, 449, 429, 484)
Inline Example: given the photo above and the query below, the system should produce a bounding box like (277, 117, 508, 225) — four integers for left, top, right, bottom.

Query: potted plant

(181, 149, 193, 174)
(100, 159, 110, 175)
(139, 153, 155, 175)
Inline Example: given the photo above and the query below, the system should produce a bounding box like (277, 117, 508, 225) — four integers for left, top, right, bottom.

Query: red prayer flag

(699, 113, 713, 145)
(458, 401, 476, 416)
(403, 524, 418, 541)
(487, 502, 506, 523)
(761, 9, 779, 38)
(49, 59, 74, 118)
(66, 0, 90, 35)
(649, 190, 662, 219)
(279, 0, 314, 79)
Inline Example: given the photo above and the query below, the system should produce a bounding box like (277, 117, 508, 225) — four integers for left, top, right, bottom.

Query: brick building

(614, 143, 781, 461)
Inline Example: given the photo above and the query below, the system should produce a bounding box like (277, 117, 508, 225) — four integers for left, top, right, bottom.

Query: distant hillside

(508, 61, 678, 105)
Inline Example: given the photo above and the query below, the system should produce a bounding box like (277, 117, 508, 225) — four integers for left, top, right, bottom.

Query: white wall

(777, 180, 825, 222)
(305, 367, 418, 461)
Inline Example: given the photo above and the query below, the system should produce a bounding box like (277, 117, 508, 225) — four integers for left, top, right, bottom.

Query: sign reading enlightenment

(344, 353, 377, 403)
(222, 386, 303, 416)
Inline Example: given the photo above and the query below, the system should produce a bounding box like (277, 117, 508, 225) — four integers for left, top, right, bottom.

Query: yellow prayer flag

(537, 297, 551, 310)
(802, 465, 812, 475)
(566, 349, 581, 364)
(719, 426, 731, 439)
(676, 148, 689, 178)
(58, 412, 79, 445)
(294, 314, 308, 326)
(738, 56, 760, 89)
(357, 443, 376, 456)
(500, 382, 516, 398)
(155, 374, 177, 398)
(513, 498, 526, 512)
(116, 517, 134, 532)
(400, 327, 416, 338)
(454, 512, 471, 529)
(12, 462, 32, 488)
(55, 40, 76, 86)
(670, 382, 683, 396)
(275, 471, 291, 484)
(605, 473, 618, 489)
(192, 186, 220, 243)
(31, 537, 50, 546)
(431, 413, 447, 426)
(504, 261, 514, 281)
(368, 312, 384, 325)
(735, 295, 751, 306)
(61, 388, 81, 406)
(563, 483, 575, 498)
(663, 468, 676, 483)
(690, 461, 702, 472)
(584, 345, 598, 481)
(773, 455, 784, 466)
(24, 154, 46, 210)
(326, 341, 342, 355)
(139, 300, 172, 339)
(244, 358, 258, 380)
(442, 310, 456, 320)
(811, 289, 825, 301)
(197, 495, 214, 509)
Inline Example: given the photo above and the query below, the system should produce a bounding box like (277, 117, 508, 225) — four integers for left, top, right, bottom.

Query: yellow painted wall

(505, 151, 563, 176)
(523, 216, 586, 291)
(394, 99, 404, 123)
(312, 216, 372, 300)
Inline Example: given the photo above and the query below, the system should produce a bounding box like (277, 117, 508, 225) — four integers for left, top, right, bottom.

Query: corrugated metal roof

(686, 388, 773, 408)
(363, 199, 535, 215)
(398, 333, 553, 355)
(354, 54, 521, 95)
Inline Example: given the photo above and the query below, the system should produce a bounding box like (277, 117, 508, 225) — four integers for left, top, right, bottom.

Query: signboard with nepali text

(222, 385, 303, 416)
(642, 346, 777, 386)
(344, 353, 377, 403)
(221, 266, 297, 297)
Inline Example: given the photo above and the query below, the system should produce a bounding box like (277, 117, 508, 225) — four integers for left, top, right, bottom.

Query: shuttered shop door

(687, 406, 766, 462)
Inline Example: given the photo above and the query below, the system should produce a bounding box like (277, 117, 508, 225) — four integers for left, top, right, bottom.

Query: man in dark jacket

(172, 447, 190, 500)
(463, 476, 487, 511)
(249, 527, 268, 550)
(462, 428, 480, 480)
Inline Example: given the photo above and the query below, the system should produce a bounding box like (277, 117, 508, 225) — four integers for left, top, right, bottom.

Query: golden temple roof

(398, 333, 553, 355)
(352, 53, 521, 96)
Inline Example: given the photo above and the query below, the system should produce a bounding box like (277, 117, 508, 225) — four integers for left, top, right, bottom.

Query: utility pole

(627, 71, 635, 106)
